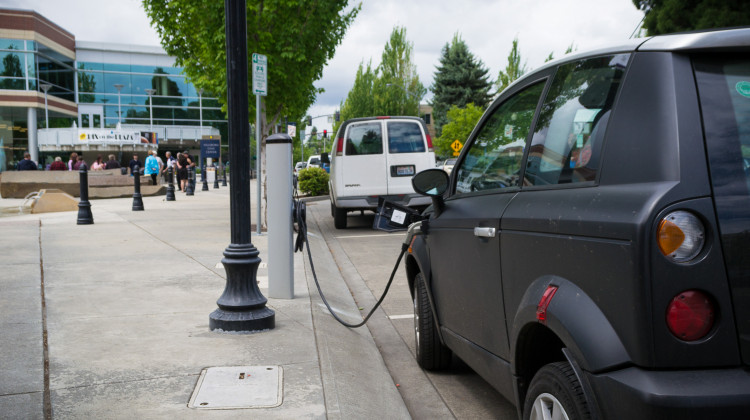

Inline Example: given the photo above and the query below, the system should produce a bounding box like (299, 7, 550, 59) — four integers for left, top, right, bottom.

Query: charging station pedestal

(266, 133, 294, 299)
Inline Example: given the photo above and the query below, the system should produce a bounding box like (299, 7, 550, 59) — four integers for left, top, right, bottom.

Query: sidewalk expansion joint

(38, 219, 52, 420)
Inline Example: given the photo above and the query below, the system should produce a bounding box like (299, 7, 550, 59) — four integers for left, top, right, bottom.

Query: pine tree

(430, 34, 492, 137)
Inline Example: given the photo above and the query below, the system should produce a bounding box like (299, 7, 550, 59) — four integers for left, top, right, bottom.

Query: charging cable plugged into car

(292, 182, 417, 329)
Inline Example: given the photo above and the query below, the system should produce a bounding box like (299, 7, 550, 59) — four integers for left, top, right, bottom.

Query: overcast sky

(11, 0, 645, 133)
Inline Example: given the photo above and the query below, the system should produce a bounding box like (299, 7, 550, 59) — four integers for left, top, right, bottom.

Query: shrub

(297, 167, 329, 196)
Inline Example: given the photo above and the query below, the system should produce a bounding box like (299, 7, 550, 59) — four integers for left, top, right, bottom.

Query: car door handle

(474, 227, 496, 238)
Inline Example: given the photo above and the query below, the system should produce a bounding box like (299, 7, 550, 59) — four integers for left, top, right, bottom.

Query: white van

(326, 116, 436, 229)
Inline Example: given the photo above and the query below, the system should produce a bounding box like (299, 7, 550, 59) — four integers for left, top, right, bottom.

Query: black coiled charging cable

(293, 186, 406, 328)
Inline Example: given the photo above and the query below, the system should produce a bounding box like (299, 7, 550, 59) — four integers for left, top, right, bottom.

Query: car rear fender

(511, 275, 631, 374)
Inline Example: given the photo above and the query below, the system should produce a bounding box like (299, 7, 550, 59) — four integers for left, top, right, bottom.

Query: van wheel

(523, 362, 590, 420)
(413, 273, 451, 370)
(333, 206, 347, 229)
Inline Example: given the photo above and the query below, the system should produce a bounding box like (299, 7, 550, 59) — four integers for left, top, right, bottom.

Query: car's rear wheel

(333, 205, 347, 229)
(523, 362, 590, 420)
(413, 273, 451, 370)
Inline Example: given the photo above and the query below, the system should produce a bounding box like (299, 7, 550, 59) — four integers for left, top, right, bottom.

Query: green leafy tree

(495, 36, 528, 94)
(430, 33, 492, 137)
(633, 0, 750, 35)
(336, 26, 424, 132)
(143, 0, 359, 225)
(374, 26, 426, 116)
(544, 43, 577, 63)
(436, 103, 484, 159)
(335, 60, 376, 134)
(143, 0, 359, 137)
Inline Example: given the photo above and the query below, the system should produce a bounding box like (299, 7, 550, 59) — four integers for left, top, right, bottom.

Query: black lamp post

(209, 0, 274, 332)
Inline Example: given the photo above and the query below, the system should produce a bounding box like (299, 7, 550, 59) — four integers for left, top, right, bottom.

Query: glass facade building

(0, 8, 225, 172)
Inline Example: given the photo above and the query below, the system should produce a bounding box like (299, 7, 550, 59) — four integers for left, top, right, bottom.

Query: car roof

(500, 26, 750, 95)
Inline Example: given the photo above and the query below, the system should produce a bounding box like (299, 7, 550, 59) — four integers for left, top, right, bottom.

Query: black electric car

(405, 27, 750, 419)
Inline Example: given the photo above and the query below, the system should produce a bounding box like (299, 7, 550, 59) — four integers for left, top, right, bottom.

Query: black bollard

(132, 164, 144, 211)
(186, 166, 195, 196)
(77, 163, 94, 224)
(166, 166, 176, 201)
(202, 164, 209, 191)
(222, 164, 228, 186)
(213, 164, 220, 189)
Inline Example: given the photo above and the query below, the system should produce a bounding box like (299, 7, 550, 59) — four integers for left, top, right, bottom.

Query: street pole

(209, 0, 274, 332)
(145, 88, 156, 130)
(40, 83, 52, 129)
(114, 84, 124, 125)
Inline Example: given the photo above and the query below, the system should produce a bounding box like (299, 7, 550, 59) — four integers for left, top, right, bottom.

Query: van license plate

(392, 165, 415, 177)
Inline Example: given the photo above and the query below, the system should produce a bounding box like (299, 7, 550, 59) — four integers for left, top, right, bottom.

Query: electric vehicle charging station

(267, 133, 294, 299)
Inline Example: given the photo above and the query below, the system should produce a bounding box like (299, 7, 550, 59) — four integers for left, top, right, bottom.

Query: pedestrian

(72, 154, 86, 170)
(177, 152, 189, 192)
(49, 156, 67, 171)
(129, 154, 141, 175)
(144, 150, 160, 185)
(91, 154, 106, 171)
(105, 154, 120, 169)
(68, 152, 78, 171)
(16, 152, 37, 170)
(163, 151, 176, 183)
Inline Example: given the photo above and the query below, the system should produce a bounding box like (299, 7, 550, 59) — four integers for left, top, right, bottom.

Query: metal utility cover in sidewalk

(188, 366, 283, 409)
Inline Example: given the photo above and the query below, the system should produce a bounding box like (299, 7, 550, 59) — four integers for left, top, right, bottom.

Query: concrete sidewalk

(0, 183, 409, 419)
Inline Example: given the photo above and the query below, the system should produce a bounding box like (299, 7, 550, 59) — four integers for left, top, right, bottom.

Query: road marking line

(388, 314, 415, 320)
(335, 234, 398, 239)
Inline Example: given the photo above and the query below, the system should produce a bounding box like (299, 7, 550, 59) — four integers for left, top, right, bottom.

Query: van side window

(345, 122, 383, 155)
(388, 122, 426, 153)
(454, 81, 545, 195)
(524, 54, 629, 186)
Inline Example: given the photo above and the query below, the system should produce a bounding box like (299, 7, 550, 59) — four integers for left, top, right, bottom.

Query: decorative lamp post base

(209, 243, 275, 333)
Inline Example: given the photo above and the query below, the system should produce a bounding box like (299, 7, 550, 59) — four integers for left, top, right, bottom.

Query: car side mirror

(412, 169, 449, 217)
(321, 153, 330, 164)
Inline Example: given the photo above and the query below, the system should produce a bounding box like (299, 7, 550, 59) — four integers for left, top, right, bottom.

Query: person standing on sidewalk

(144, 151, 160, 185)
(16, 152, 37, 170)
(105, 154, 121, 170)
(163, 151, 176, 183)
(129, 154, 141, 176)
(49, 156, 66, 171)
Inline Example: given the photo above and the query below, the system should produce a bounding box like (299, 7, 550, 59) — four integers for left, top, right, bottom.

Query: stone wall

(0, 169, 165, 198)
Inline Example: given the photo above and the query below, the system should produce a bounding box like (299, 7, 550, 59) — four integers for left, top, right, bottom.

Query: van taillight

(666, 290, 715, 341)
(336, 137, 343, 156)
(426, 133, 434, 152)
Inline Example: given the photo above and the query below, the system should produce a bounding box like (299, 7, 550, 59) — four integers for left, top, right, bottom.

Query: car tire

(523, 362, 590, 420)
(413, 273, 451, 370)
(333, 205, 347, 229)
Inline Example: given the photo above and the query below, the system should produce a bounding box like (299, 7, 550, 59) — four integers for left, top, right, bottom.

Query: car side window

(524, 54, 629, 186)
(388, 121, 426, 153)
(454, 81, 545, 195)
(345, 122, 383, 155)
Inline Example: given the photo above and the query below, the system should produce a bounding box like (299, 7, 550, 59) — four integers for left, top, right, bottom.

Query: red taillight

(336, 137, 343, 156)
(376, 116, 391, 119)
(426, 133, 434, 152)
(666, 290, 715, 341)
(536, 285, 558, 325)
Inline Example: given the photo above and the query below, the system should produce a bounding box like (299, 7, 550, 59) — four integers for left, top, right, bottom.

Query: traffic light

(334, 110, 340, 122)
(306, 116, 312, 126)
(323, 129, 327, 139)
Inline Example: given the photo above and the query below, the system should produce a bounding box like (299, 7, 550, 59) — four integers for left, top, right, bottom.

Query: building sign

(78, 129, 141, 144)
(201, 139, 221, 159)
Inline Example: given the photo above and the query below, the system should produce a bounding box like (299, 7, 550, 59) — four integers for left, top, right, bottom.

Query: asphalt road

(305, 200, 517, 419)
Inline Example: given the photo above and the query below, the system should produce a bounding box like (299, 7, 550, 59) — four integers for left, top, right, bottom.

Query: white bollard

(266, 133, 294, 299)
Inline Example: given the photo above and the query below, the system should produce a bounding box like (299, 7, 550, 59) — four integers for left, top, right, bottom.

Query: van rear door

(385, 119, 433, 195)
(340, 121, 387, 197)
